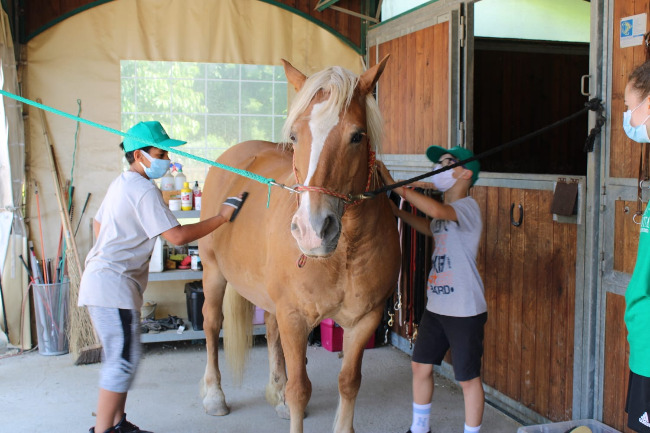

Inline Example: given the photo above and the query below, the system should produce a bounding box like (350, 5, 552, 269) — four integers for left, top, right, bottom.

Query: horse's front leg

(265, 311, 290, 419)
(199, 265, 230, 416)
(277, 309, 311, 433)
(334, 308, 383, 433)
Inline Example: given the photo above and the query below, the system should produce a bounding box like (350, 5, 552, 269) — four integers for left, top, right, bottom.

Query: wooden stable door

(473, 184, 577, 422)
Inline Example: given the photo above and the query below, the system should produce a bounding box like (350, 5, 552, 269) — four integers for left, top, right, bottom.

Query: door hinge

(600, 251, 605, 276)
(459, 121, 465, 146)
(459, 15, 466, 48)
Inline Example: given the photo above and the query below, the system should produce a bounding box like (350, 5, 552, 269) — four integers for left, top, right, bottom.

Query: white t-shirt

(426, 196, 486, 317)
(78, 171, 180, 310)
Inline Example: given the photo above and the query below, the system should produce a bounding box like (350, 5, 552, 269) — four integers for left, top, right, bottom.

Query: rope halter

(291, 142, 376, 209)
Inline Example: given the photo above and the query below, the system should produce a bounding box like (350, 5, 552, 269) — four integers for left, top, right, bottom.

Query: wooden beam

(314, 1, 379, 24)
(315, 0, 340, 12)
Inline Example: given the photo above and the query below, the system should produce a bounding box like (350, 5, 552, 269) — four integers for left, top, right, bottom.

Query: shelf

(141, 323, 266, 343)
(172, 210, 200, 219)
(148, 269, 203, 282)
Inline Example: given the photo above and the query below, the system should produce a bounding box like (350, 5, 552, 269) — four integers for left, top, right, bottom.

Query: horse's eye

(289, 133, 297, 143)
(351, 132, 364, 144)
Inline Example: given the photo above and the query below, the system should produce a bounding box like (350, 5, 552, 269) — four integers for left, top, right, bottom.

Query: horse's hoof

(275, 403, 290, 420)
(204, 399, 231, 416)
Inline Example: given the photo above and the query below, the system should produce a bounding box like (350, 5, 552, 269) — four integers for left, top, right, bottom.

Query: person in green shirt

(623, 60, 650, 433)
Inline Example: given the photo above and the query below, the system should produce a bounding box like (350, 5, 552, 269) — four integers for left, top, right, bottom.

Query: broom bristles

(65, 245, 102, 364)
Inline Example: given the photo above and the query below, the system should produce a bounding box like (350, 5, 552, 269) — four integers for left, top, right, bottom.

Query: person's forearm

(395, 208, 432, 236)
(163, 214, 228, 245)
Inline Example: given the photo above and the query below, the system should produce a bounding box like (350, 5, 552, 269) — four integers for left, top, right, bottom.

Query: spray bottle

(174, 163, 187, 191)
(192, 181, 202, 211)
(160, 164, 175, 191)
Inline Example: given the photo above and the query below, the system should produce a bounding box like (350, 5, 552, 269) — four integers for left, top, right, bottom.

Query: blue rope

(0, 89, 278, 197)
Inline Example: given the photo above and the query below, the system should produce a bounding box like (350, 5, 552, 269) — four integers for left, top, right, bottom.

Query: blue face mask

(139, 150, 170, 179)
(623, 99, 650, 143)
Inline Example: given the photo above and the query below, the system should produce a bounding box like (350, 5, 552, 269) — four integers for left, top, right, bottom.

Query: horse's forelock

(281, 66, 383, 154)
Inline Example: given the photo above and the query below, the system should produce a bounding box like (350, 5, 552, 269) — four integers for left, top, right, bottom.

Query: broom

(36, 101, 102, 364)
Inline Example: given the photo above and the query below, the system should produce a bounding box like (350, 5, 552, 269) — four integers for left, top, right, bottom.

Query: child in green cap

(78, 121, 247, 433)
(379, 145, 485, 433)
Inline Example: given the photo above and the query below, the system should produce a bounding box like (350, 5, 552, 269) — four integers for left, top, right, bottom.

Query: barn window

(120, 61, 288, 184)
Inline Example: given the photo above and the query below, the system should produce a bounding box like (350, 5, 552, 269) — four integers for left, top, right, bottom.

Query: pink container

(253, 306, 265, 325)
(320, 319, 375, 352)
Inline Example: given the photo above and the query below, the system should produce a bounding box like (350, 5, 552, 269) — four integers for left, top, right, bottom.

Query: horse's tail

(223, 283, 254, 385)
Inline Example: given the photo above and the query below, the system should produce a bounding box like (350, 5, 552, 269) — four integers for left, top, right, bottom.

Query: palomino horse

(198, 57, 401, 433)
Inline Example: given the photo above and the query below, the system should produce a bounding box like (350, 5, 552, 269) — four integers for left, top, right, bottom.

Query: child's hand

(220, 192, 249, 222)
(376, 160, 395, 185)
(377, 161, 406, 197)
(218, 203, 236, 221)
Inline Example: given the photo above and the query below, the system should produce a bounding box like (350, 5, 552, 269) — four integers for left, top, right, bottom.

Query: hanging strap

(635, 142, 649, 224)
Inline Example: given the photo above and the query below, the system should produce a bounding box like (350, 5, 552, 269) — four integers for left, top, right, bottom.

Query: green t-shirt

(625, 205, 650, 377)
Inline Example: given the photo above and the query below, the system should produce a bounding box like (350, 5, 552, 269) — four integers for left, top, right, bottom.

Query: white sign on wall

(621, 13, 647, 48)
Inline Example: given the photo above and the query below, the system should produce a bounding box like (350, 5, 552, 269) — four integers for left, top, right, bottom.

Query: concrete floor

(1, 339, 522, 433)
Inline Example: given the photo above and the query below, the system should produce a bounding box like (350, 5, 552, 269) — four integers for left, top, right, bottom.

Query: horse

(197, 56, 401, 433)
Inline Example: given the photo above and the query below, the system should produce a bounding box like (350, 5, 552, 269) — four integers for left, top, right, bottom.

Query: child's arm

(399, 187, 458, 222)
(392, 203, 433, 236)
(376, 161, 457, 222)
(162, 192, 248, 245)
(161, 202, 235, 246)
(93, 219, 101, 239)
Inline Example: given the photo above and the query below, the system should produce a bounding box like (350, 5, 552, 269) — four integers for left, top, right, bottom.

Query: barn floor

(1, 339, 522, 433)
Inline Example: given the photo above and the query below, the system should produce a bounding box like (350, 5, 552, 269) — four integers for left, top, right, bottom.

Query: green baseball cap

(123, 121, 186, 152)
(425, 145, 480, 186)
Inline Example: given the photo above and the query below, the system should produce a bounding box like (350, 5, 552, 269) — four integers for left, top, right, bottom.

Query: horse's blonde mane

(281, 66, 384, 154)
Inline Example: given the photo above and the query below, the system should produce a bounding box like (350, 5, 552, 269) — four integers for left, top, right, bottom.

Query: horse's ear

(281, 59, 307, 92)
(358, 54, 390, 95)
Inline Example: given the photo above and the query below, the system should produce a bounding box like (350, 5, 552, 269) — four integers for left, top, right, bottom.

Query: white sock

(464, 423, 481, 433)
(410, 402, 431, 433)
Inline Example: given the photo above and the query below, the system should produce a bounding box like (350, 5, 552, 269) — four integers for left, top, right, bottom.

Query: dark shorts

(411, 309, 487, 382)
(626, 370, 650, 432)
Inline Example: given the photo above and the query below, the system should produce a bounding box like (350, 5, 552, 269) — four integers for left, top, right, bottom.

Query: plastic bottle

(192, 181, 202, 210)
(160, 168, 175, 191)
(181, 182, 192, 211)
(174, 164, 187, 191)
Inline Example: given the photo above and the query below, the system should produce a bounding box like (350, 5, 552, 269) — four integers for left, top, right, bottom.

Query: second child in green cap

(378, 145, 485, 433)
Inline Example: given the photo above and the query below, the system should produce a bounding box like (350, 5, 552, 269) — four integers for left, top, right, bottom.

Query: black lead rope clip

(584, 98, 606, 153)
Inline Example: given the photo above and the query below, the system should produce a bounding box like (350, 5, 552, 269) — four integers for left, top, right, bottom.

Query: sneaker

(406, 430, 431, 433)
(113, 414, 153, 433)
(89, 427, 115, 433)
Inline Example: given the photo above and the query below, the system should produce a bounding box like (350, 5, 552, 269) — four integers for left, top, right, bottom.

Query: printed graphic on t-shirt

(428, 219, 454, 295)
(642, 214, 650, 234)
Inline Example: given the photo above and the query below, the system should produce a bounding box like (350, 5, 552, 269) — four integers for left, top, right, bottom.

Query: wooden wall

(473, 185, 576, 421)
(610, 0, 650, 179)
(369, 22, 449, 154)
(603, 293, 634, 432)
(22, 0, 364, 47)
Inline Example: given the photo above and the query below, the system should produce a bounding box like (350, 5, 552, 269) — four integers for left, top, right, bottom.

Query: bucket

(33, 279, 69, 356)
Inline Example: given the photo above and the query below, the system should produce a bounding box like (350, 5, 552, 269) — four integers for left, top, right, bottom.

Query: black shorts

(411, 310, 487, 382)
(626, 370, 650, 432)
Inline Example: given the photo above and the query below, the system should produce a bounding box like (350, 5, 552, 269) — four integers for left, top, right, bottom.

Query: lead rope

(635, 142, 650, 224)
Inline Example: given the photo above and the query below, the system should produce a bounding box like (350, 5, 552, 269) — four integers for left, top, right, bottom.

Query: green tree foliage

(121, 60, 288, 183)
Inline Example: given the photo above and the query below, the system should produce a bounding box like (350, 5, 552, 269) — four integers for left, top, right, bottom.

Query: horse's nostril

(320, 215, 340, 241)
(291, 223, 298, 231)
